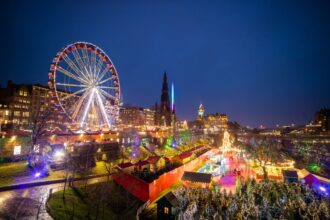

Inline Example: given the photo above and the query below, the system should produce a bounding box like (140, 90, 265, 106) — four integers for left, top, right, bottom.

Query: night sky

(1, 0, 330, 127)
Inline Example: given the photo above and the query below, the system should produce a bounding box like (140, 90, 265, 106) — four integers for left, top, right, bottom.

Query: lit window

(14, 111, 20, 117)
(23, 91, 28, 96)
(19, 90, 24, 96)
(34, 145, 40, 153)
(164, 207, 169, 214)
(23, 112, 29, 117)
(13, 146, 21, 155)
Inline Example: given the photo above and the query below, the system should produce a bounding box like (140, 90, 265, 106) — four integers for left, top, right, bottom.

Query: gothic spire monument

(157, 71, 172, 126)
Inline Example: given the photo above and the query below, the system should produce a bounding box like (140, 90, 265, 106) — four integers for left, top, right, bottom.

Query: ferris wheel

(48, 42, 121, 130)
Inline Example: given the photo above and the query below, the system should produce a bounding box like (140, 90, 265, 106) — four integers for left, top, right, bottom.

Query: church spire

(162, 71, 168, 92)
(158, 71, 171, 126)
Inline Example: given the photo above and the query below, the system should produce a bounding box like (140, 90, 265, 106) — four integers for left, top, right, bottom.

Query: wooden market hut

(181, 171, 212, 188)
(156, 191, 179, 220)
(282, 170, 298, 183)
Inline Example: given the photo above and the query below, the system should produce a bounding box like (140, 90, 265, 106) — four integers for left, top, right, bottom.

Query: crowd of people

(172, 179, 329, 220)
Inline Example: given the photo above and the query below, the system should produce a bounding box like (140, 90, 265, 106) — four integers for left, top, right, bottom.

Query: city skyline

(0, 2, 330, 219)
(1, 1, 330, 127)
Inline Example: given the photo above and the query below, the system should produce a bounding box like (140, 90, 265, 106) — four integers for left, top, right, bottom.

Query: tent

(303, 173, 319, 185)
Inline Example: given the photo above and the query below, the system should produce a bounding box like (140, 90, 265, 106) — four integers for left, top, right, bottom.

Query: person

(68, 175, 73, 187)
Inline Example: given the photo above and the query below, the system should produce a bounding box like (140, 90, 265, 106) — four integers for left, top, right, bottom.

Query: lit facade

(0, 81, 73, 130)
(204, 113, 228, 130)
(119, 106, 145, 126)
(0, 103, 11, 128)
(144, 108, 156, 126)
(0, 81, 31, 129)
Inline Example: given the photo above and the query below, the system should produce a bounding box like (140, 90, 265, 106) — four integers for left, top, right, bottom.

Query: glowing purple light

(34, 172, 41, 178)
(132, 153, 136, 157)
(319, 186, 326, 192)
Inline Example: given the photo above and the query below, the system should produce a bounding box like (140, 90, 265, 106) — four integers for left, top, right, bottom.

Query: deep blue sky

(1, 0, 330, 127)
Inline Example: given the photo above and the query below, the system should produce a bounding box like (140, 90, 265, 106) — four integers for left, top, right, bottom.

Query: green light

(308, 163, 321, 172)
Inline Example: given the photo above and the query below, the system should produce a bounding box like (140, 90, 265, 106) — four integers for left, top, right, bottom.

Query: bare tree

(103, 160, 113, 182)
(30, 111, 50, 150)
(28, 105, 54, 166)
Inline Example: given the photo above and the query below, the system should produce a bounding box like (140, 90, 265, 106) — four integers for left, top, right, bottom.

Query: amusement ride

(48, 42, 121, 131)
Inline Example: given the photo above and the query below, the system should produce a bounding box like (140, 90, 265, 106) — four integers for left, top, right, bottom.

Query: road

(0, 176, 109, 220)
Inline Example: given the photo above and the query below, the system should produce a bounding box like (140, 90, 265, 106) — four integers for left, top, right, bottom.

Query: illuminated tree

(297, 141, 311, 158)
(246, 137, 285, 180)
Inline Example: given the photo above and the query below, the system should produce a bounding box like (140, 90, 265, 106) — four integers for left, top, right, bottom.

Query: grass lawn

(0, 161, 32, 187)
(0, 161, 115, 188)
(47, 181, 142, 220)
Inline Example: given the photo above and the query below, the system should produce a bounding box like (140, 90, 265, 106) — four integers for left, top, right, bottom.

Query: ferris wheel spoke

(56, 82, 87, 87)
(97, 76, 114, 85)
(57, 66, 88, 85)
(71, 49, 91, 81)
(70, 89, 91, 120)
(99, 88, 116, 101)
(80, 89, 95, 127)
(62, 55, 89, 82)
(95, 89, 111, 127)
(82, 47, 92, 77)
(97, 67, 111, 83)
(60, 87, 88, 101)
(98, 86, 116, 90)
(91, 51, 97, 76)
(95, 57, 105, 79)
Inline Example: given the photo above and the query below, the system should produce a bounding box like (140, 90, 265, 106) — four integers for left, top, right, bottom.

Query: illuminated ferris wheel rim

(48, 41, 121, 129)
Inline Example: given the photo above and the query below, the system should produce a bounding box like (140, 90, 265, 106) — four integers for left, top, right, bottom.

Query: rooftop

(181, 171, 212, 183)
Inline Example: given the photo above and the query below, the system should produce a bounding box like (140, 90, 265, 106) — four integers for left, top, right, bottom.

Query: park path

(0, 176, 108, 220)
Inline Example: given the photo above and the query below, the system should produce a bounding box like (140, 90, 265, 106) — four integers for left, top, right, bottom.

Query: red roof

(5, 130, 31, 136)
(147, 156, 161, 164)
(179, 151, 192, 159)
(178, 145, 204, 159)
(118, 162, 134, 169)
(135, 160, 150, 166)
